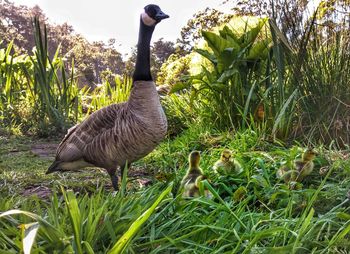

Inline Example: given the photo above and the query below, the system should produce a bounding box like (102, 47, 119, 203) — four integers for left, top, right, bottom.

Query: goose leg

(107, 168, 119, 191)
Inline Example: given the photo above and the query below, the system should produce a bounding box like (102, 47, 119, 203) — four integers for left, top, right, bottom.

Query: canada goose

(213, 149, 242, 175)
(46, 4, 169, 190)
(181, 151, 208, 198)
(277, 148, 317, 183)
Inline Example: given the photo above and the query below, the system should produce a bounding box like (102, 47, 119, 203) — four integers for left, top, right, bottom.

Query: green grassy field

(1, 3, 350, 252)
(1, 128, 350, 253)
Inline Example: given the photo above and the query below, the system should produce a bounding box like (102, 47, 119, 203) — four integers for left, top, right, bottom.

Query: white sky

(11, 0, 228, 56)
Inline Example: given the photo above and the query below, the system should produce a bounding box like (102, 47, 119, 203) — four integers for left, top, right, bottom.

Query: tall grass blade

(272, 89, 297, 138)
(62, 188, 83, 254)
(202, 180, 247, 229)
(108, 183, 173, 254)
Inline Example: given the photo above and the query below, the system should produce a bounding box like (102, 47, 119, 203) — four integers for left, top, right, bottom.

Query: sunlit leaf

(194, 48, 217, 64)
(21, 222, 39, 254)
(247, 40, 270, 60)
(202, 31, 232, 57)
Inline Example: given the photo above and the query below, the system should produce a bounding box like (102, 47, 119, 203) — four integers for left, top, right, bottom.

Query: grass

(1, 127, 350, 253)
(1, 5, 350, 253)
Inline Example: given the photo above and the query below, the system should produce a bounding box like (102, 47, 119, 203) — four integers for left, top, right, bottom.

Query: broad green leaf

(194, 48, 217, 64)
(239, 18, 267, 48)
(246, 39, 270, 60)
(217, 68, 239, 83)
(220, 25, 240, 43)
(218, 48, 240, 71)
(202, 31, 232, 57)
(211, 83, 227, 91)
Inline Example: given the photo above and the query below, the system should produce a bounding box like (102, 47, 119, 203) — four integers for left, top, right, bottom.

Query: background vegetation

(1, 0, 350, 253)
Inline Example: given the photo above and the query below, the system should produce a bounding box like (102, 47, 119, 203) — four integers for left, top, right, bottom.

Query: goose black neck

(133, 18, 155, 82)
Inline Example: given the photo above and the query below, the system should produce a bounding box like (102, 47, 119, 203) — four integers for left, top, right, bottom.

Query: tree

(223, 0, 350, 44)
(176, 8, 233, 54)
(0, 0, 46, 53)
(151, 38, 175, 79)
(0, 0, 125, 87)
(124, 38, 175, 81)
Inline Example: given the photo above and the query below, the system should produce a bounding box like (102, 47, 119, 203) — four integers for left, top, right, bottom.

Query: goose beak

(155, 11, 169, 23)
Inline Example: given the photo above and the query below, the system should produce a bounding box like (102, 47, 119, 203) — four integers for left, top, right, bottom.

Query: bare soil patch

(31, 143, 58, 158)
(22, 185, 52, 199)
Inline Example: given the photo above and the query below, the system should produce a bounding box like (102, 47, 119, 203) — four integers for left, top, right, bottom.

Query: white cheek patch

(141, 12, 156, 26)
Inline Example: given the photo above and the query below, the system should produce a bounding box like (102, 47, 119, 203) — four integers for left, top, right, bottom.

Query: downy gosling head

(181, 151, 206, 198)
(213, 149, 242, 175)
(221, 149, 232, 162)
(189, 150, 201, 169)
(302, 148, 317, 162)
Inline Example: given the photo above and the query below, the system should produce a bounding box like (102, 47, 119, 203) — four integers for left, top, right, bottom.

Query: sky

(11, 0, 229, 56)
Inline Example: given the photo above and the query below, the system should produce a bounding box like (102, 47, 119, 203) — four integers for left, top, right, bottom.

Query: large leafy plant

(172, 17, 271, 130)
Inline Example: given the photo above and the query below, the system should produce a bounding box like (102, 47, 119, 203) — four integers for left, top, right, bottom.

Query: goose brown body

(54, 81, 167, 170)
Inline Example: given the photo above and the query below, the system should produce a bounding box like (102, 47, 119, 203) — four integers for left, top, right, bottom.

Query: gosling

(213, 149, 242, 175)
(277, 148, 317, 183)
(181, 151, 208, 198)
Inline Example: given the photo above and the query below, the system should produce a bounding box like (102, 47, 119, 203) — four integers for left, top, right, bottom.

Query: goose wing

(55, 103, 124, 162)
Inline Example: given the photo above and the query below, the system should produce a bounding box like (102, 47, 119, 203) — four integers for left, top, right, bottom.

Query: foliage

(171, 17, 274, 131)
(176, 7, 233, 54)
(162, 1, 350, 145)
(266, 0, 350, 145)
(0, 19, 134, 136)
(0, 18, 81, 136)
(124, 38, 176, 81)
(290, 26, 350, 146)
(1, 1, 350, 252)
(26, 17, 80, 133)
(0, 1, 127, 87)
(1, 130, 350, 253)
(156, 53, 193, 87)
(84, 75, 132, 113)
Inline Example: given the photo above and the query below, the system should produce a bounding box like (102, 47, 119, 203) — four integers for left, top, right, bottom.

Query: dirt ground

(30, 143, 58, 158)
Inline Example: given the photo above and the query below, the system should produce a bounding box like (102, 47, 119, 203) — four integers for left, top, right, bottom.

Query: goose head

(302, 148, 317, 162)
(142, 4, 169, 26)
(189, 150, 201, 168)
